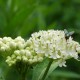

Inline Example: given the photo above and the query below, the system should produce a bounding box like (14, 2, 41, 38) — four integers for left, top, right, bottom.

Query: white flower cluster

(26, 30, 80, 67)
(0, 30, 80, 67)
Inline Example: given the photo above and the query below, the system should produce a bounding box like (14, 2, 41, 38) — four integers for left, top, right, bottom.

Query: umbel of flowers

(0, 30, 80, 67)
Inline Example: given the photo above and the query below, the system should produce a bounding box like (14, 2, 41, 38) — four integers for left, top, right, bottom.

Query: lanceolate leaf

(32, 58, 49, 80)
(44, 60, 61, 80)
(50, 70, 80, 79)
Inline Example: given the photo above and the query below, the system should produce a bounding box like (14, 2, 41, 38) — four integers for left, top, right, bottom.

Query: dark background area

(0, 0, 80, 80)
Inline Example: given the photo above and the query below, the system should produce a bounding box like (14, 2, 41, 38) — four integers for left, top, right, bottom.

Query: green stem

(15, 62, 29, 80)
(41, 59, 53, 80)
(20, 73, 26, 80)
(20, 64, 29, 80)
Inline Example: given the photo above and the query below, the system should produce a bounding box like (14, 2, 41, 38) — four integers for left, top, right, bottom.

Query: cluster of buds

(0, 36, 25, 51)
(6, 49, 43, 66)
(0, 30, 80, 67)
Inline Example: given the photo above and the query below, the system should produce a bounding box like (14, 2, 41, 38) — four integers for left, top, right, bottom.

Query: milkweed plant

(0, 30, 80, 80)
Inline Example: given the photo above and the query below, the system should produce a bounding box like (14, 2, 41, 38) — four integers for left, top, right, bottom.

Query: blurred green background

(0, 0, 80, 80)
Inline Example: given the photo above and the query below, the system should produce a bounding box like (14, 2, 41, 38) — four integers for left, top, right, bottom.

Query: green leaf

(32, 58, 49, 80)
(44, 60, 61, 80)
(0, 56, 19, 80)
(18, 12, 37, 37)
(37, 7, 46, 30)
(0, 70, 5, 80)
(0, 57, 8, 80)
(47, 22, 57, 30)
(50, 70, 80, 79)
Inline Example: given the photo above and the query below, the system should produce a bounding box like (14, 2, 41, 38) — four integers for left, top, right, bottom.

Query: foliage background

(0, 0, 80, 80)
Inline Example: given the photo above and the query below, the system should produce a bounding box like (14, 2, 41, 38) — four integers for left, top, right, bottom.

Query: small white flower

(59, 60, 67, 67)
(76, 46, 80, 53)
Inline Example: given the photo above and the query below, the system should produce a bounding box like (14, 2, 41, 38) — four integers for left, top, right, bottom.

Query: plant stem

(41, 59, 53, 80)
(20, 73, 26, 80)
(15, 62, 29, 80)
(20, 64, 29, 80)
